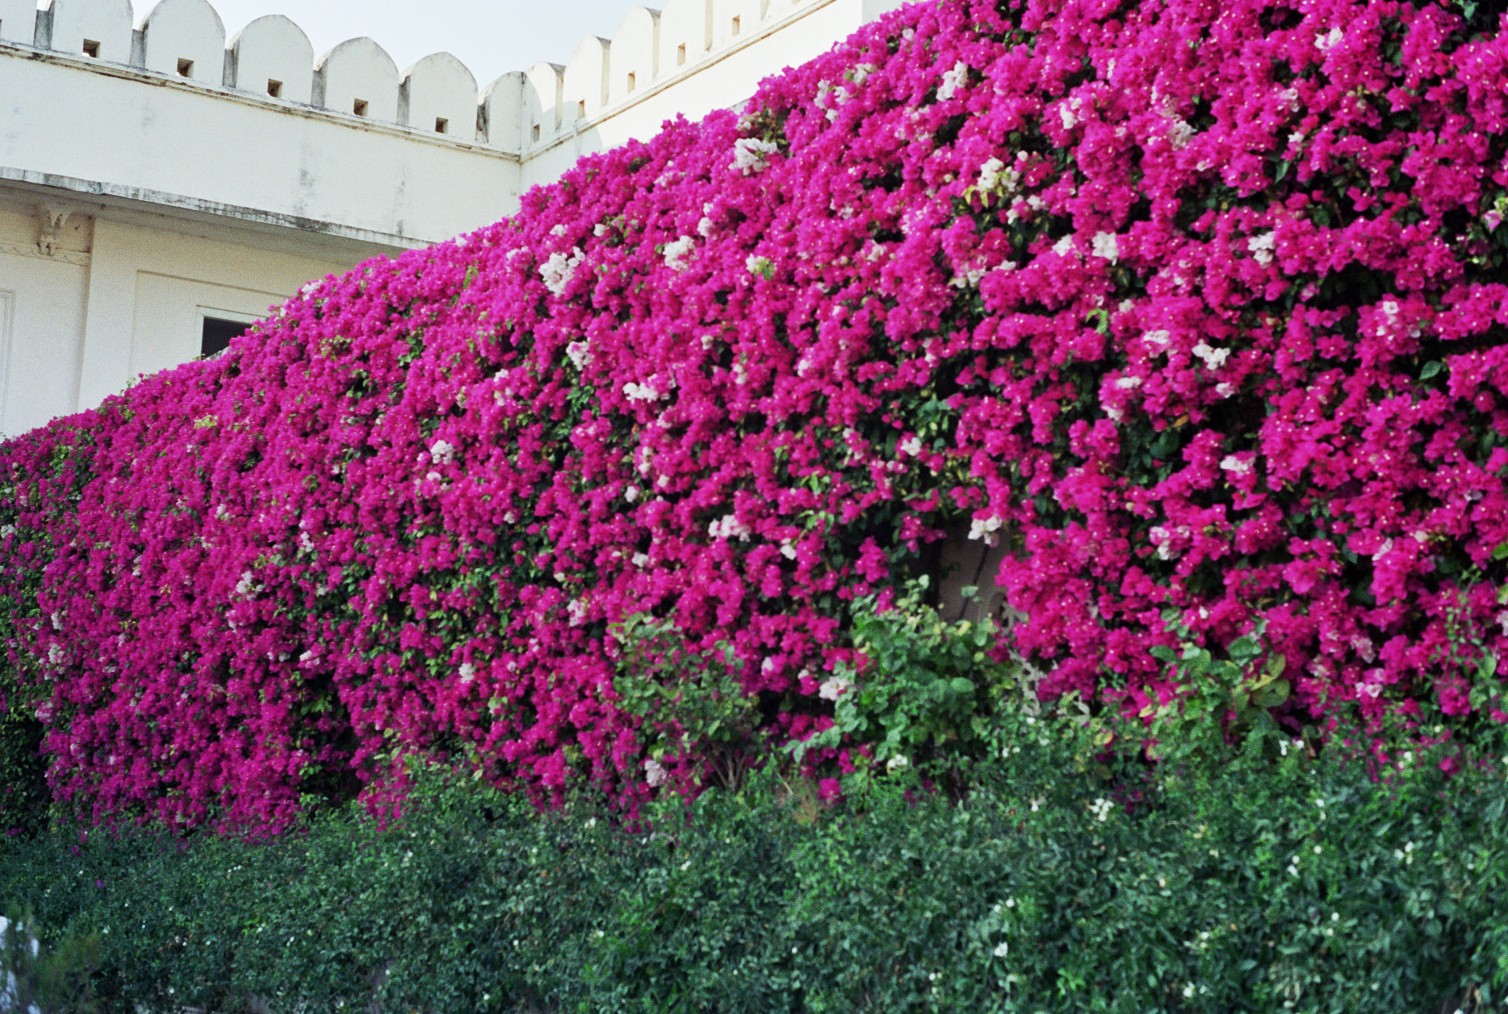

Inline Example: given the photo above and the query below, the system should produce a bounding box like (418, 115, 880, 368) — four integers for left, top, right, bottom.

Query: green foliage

(1437, 568, 1507, 722)
(1143, 611, 1295, 770)
(3, 566, 1506, 1011)
(0, 704, 49, 838)
(792, 578, 1019, 786)
(2, 709, 1504, 1013)
(1457, 0, 1508, 38)
(0, 420, 100, 837)
(610, 613, 761, 792)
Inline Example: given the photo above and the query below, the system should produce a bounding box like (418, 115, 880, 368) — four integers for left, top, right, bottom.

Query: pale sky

(116, 0, 651, 87)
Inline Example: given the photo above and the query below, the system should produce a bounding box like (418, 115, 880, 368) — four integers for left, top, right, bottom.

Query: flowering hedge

(5, 0, 1508, 830)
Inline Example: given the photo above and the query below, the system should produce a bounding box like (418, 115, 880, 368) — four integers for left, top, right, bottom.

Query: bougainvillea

(5, 0, 1508, 830)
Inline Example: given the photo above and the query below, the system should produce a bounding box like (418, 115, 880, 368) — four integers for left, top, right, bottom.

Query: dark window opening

(82, 39, 100, 58)
(201, 316, 250, 358)
(434, 116, 449, 133)
(267, 78, 283, 98)
(353, 98, 369, 117)
(176, 57, 194, 77)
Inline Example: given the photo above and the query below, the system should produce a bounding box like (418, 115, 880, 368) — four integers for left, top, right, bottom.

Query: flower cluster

(4, 0, 1508, 830)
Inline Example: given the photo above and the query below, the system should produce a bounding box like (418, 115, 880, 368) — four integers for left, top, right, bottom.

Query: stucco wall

(2, 0, 910, 231)
(78, 217, 352, 408)
(0, 211, 90, 437)
(0, 195, 357, 437)
(0, 53, 521, 248)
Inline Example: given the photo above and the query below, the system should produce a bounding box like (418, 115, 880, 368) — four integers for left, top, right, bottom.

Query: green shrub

(0, 418, 101, 837)
(2, 704, 1505, 1013)
(791, 577, 1025, 792)
(0, 705, 48, 838)
(610, 613, 763, 795)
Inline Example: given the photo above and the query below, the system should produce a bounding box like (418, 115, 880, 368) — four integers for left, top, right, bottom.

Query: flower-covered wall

(4, 0, 1508, 831)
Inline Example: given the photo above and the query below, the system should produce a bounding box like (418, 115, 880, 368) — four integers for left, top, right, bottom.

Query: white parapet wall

(519, 0, 910, 189)
(0, 0, 913, 436)
(0, 20, 519, 249)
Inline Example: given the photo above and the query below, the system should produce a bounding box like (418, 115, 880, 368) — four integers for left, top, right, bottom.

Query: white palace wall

(0, 0, 910, 437)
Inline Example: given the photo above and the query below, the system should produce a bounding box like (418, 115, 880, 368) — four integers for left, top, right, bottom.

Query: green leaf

(1251, 681, 1290, 709)
(1477, 652, 1498, 680)
(1420, 360, 1444, 380)
(1228, 635, 1262, 664)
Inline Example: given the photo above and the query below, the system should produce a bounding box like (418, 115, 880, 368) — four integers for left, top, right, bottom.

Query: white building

(0, 0, 906, 437)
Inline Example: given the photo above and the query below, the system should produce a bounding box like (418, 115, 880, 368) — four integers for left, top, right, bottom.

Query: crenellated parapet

(403, 52, 479, 142)
(6, 0, 487, 141)
(227, 15, 312, 102)
(313, 36, 401, 123)
(520, 0, 840, 153)
(138, 0, 222, 83)
(0, 0, 904, 153)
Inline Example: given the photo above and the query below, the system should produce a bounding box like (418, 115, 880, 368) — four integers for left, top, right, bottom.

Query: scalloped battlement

(1, 0, 907, 152)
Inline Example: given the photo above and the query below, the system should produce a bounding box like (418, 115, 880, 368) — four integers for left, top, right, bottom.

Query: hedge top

(4, 0, 1508, 830)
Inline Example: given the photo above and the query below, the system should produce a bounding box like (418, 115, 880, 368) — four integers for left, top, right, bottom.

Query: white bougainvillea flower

(731, 137, 779, 174)
(1092, 232, 1119, 263)
(819, 674, 852, 700)
(937, 60, 968, 100)
(540, 247, 584, 295)
(644, 758, 668, 787)
(662, 235, 696, 271)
